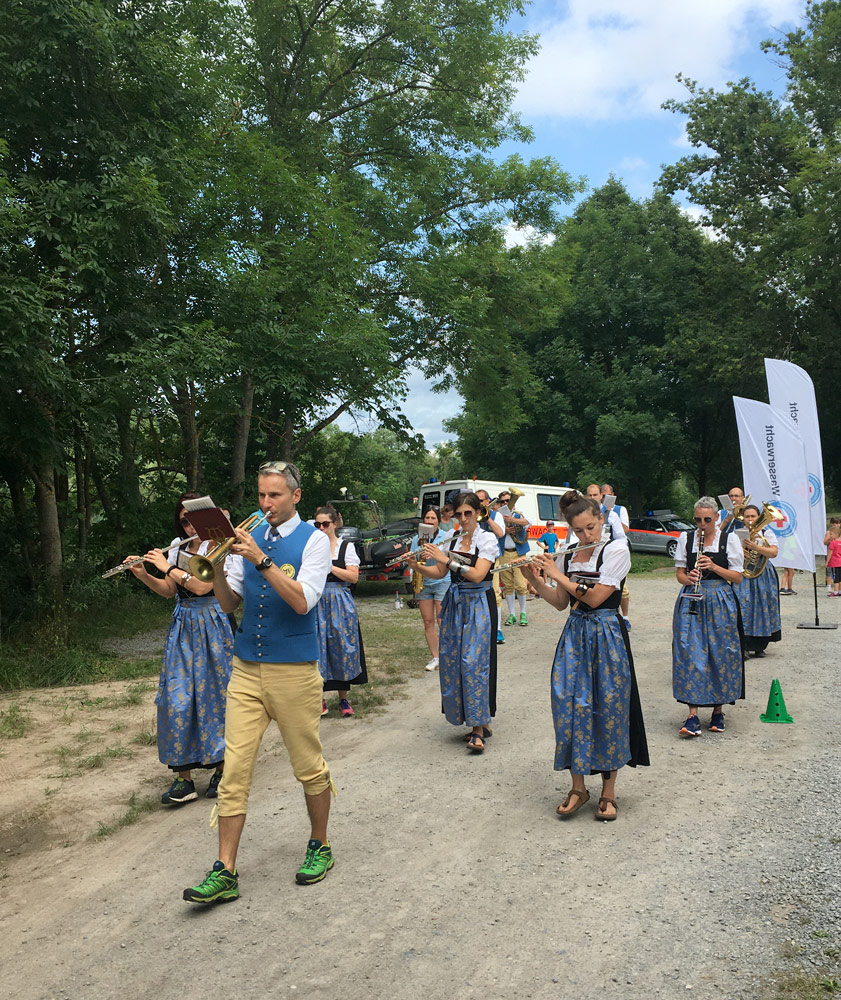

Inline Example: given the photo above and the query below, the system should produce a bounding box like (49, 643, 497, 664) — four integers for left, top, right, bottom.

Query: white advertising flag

(733, 396, 814, 573)
(765, 358, 827, 556)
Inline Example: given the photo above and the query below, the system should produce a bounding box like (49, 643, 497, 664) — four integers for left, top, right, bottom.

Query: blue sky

(357, 0, 805, 447)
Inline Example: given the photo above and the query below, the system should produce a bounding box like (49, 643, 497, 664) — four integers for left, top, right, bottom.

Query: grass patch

(629, 554, 675, 575)
(0, 591, 169, 691)
(79, 680, 155, 711)
(0, 703, 33, 739)
(131, 729, 157, 746)
(771, 972, 841, 998)
(78, 744, 133, 770)
(93, 792, 160, 839)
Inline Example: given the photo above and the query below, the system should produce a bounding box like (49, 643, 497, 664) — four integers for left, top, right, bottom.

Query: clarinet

(682, 528, 704, 616)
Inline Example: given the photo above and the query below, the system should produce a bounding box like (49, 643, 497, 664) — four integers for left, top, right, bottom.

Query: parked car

(331, 492, 417, 584)
(627, 511, 694, 559)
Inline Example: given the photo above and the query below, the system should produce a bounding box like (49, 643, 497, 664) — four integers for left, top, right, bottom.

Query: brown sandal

(467, 732, 485, 753)
(595, 796, 618, 822)
(556, 787, 590, 817)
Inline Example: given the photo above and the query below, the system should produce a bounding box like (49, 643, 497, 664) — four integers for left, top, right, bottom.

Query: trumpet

(188, 511, 270, 583)
(101, 536, 196, 579)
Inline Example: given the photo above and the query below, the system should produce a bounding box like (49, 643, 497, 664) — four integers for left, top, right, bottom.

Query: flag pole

(797, 572, 837, 629)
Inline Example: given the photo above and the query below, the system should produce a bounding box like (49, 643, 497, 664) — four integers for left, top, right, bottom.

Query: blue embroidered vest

(499, 512, 531, 558)
(234, 519, 319, 663)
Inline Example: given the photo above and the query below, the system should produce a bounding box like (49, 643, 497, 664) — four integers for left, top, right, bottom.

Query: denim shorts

(418, 578, 450, 601)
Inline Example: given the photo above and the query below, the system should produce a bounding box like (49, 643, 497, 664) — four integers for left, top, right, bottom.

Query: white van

(416, 479, 573, 550)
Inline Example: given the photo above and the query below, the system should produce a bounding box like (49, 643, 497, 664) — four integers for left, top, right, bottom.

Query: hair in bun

(559, 489, 600, 522)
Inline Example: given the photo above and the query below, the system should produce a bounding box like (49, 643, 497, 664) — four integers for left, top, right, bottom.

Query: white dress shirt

(675, 528, 744, 572)
(555, 540, 630, 590)
(225, 513, 332, 611)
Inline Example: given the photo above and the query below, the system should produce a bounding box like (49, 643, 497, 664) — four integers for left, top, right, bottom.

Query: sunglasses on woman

(314, 520, 333, 528)
(454, 509, 475, 518)
(694, 516, 714, 524)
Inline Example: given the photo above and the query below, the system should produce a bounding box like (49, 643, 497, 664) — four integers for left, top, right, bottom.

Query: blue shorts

(418, 578, 450, 602)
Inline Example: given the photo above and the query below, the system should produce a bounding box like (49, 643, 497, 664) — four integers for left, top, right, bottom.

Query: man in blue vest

(183, 460, 333, 905)
(496, 488, 532, 626)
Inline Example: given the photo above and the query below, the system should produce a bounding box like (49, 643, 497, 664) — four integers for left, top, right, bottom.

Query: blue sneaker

(496, 629, 505, 644)
(679, 715, 702, 738)
(709, 712, 726, 733)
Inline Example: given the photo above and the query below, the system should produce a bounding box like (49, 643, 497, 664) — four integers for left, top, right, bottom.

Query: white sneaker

(425, 658, 439, 671)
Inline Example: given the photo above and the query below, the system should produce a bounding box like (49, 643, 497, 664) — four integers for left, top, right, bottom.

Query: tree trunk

(3, 465, 36, 591)
(280, 414, 294, 461)
(265, 399, 281, 459)
(31, 461, 64, 604)
(73, 437, 89, 565)
(115, 408, 142, 542)
(165, 382, 202, 490)
(230, 374, 254, 506)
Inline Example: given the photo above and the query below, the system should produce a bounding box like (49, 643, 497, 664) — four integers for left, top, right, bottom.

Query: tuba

(742, 501, 784, 579)
(507, 487, 528, 544)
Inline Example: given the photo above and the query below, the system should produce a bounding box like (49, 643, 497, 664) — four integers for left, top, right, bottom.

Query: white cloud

(516, 0, 801, 120)
(503, 221, 557, 248)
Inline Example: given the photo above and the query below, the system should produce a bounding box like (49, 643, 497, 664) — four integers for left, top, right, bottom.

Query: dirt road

(4, 577, 840, 1000)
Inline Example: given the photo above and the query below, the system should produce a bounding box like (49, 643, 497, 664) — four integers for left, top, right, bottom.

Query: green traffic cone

(760, 678, 793, 724)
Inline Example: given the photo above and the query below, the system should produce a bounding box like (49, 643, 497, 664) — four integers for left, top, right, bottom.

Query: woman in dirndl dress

(673, 496, 745, 739)
(732, 504, 780, 658)
(523, 490, 648, 822)
(312, 505, 367, 718)
(126, 492, 234, 805)
(410, 506, 450, 672)
(406, 492, 498, 753)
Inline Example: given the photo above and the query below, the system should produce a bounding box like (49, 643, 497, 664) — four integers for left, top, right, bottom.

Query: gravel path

(4, 576, 840, 1000)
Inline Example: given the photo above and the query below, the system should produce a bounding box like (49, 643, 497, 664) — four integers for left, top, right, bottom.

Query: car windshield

(664, 518, 694, 531)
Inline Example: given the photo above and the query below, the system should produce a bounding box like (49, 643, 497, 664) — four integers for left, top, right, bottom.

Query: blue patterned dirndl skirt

(672, 581, 745, 706)
(551, 607, 645, 774)
(732, 562, 781, 642)
(438, 581, 497, 727)
(316, 582, 367, 688)
(155, 594, 233, 770)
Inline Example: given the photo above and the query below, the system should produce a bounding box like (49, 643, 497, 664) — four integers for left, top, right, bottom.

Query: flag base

(797, 622, 838, 629)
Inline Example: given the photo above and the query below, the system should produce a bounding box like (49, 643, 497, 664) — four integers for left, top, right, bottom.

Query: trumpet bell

(187, 511, 268, 584)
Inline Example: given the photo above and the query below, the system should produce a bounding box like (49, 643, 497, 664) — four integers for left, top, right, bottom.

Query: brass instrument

(102, 536, 196, 579)
(493, 539, 604, 574)
(505, 487, 528, 545)
(742, 501, 784, 579)
(729, 494, 752, 523)
(188, 511, 270, 583)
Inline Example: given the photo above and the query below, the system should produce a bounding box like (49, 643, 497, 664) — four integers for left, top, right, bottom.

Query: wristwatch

(256, 556, 274, 572)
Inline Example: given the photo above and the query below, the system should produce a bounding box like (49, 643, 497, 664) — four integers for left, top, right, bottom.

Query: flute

(101, 536, 195, 579)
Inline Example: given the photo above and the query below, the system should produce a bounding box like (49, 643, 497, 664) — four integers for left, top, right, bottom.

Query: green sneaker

(504, 613, 517, 626)
(519, 612, 528, 626)
(295, 839, 334, 885)
(183, 860, 239, 904)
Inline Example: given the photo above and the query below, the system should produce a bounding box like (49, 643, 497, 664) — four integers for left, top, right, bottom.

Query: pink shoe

(339, 698, 354, 718)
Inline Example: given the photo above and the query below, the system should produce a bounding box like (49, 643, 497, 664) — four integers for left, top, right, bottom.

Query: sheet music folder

(181, 495, 236, 543)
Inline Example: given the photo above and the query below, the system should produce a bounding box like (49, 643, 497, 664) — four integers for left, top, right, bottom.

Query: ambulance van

(416, 479, 573, 551)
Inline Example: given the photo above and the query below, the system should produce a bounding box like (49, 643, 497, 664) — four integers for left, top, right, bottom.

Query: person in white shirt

(476, 489, 506, 644)
(183, 461, 335, 905)
(601, 483, 632, 628)
(522, 490, 648, 822)
(407, 491, 499, 753)
(672, 496, 745, 739)
(731, 504, 781, 657)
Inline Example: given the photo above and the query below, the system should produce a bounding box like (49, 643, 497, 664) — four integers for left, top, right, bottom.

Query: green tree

(661, 0, 841, 497)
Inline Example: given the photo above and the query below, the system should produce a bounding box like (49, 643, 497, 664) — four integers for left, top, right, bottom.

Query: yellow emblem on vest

(278, 563, 296, 578)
